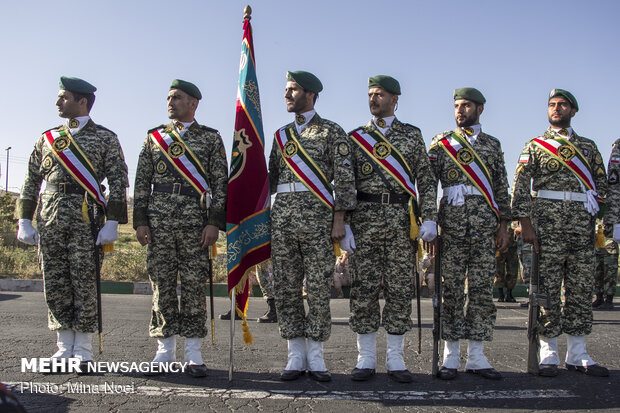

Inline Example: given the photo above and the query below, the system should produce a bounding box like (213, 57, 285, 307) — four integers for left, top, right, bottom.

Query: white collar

(66, 116, 90, 134)
(174, 120, 194, 136)
(294, 109, 316, 134)
(551, 126, 573, 138)
(372, 115, 395, 134)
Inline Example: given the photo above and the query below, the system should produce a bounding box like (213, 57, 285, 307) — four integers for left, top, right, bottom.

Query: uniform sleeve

(511, 142, 534, 219)
(268, 136, 280, 195)
(592, 144, 607, 199)
(206, 132, 228, 230)
(411, 130, 437, 222)
(604, 140, 620, 225)
(103, 133, 129, 223)
(15, 138, 44, 220)
(332, 124, 356, 212)
(427, 135, 442, 192)
(493, 142, 512, 222)
(132, 136, 154, 229)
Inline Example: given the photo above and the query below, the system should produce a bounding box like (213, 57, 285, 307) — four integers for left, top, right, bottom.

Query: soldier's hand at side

(201, 225, 219, 249)
(331, 211, 346, 242)
(519, 218, 539, 253)
(496, 228, 510, 252)
(136, 226, 151, 246)
(424, 238, 437, 256)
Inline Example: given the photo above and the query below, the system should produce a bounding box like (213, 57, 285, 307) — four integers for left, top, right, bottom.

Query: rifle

(209, 244, 217, 345)
(415, 267, 422, 354)
(527, 240, 549, 374)
(90, 205, 104, 355)
(432, 235, 442, 376)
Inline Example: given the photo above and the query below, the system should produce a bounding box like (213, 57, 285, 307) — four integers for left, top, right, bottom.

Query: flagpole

(229, 291, 236, 381)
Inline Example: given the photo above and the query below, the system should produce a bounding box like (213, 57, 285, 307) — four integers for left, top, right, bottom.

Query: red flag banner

(226, 9, 271, 345)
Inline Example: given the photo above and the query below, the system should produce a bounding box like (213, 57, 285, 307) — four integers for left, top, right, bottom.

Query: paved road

(1, 292, 618, 412)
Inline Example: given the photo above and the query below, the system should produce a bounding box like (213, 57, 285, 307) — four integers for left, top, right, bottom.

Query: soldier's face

(284, 81, 314, 114)
(454, 99, 482, 127)
(547, 97, 576, 128)
(56, 90, 82, 119)
(368, 87, 397, 118)
(167, 89, 197, 122)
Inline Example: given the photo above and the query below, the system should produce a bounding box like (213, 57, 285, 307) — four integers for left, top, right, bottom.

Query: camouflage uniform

(17, 120, 128, 332)
(428, 128, 511, 341)
(516, 230, 532, 284)
(348, 119, 437, 335)
(512, 127, 607, 337)
(594, 238, 618, 298)
(603, 138, 620, 298)
(269, 114, 356, 342)
(133, 121, 227, 338)
(495, 226, 519, 290)
(256, 261, 274, 300)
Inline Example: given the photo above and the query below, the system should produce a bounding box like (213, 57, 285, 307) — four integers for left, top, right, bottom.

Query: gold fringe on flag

(595, 224, 605, 248)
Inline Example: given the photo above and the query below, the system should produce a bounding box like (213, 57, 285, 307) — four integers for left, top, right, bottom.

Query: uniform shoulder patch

(42, 125, 63, 135)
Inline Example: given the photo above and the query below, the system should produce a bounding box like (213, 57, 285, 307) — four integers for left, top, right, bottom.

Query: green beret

(549, 88, 578, 111)
(368, 75, 401, 95)
(286, 71, 323, 93)
(59, 76, 96, 94)
(454, 87, 486, 104)
(170, 79, 202, 100)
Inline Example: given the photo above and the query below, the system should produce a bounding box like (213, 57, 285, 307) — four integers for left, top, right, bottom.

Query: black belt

(357, 191, 410, 205)
(153, 183, 200, 198)
(45, 182, 86, 195)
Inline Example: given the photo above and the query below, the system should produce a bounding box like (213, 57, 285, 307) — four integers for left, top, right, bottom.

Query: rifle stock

(432, 236, 442, 376)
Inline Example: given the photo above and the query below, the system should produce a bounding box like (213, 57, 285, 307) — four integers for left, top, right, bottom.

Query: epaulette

(148, 124, 167, 134)
(200, 125, 219, 134)
(93, 123, 116, 134)
(399, 122, 421, 132)
(429, 131, 452, 150)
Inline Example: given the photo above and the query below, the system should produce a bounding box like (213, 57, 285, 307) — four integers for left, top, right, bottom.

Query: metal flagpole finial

(244, 5, 252, 20)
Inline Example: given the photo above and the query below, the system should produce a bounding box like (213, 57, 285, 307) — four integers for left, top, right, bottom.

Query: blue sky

(2, 0, 619, 196)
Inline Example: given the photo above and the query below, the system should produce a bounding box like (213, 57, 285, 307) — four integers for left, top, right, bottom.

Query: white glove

(446, 184, 465, 206)
(584, 190, 599, 216)
(419, 220, 437, 242)
(339, 224, 356, 253)
(613, 224, 620, 243)
(17, 219, 38, 246)
(96, 220, 118, 245)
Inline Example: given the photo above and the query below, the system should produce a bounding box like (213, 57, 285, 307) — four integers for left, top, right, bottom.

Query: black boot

(506, 289, 516, 303)
(592, 294, 604, 309)
(219, 309, 241, 320)
(257, 298, 278, 323)
(601, 295, 614, 310)
(497, 288, 505, 302)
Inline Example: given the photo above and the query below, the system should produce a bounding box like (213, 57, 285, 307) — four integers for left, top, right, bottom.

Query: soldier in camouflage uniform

(495, 224, 519, 302)
(269, 71, 356, 382)
(16, 76, 128, 370)
(604, 139, 620, 310)
(256, 260, 277, 323)
(428, 88, 511, 381)
(347, 75, 437, 383)
(592, 235, 617, 310)
(133, 79, 228, 378)
(512, 89, 609, 377)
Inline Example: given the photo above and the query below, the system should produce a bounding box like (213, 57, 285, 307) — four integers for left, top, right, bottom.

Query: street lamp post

(5, 147, 11, 192)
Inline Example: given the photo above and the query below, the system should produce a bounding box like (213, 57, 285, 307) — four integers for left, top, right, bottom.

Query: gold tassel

(417, 240, 424, 259)
(409, 200, 419, 239)
(333, 242, 342, 257)
(103, 244, 114, 253)
(240, 314, 254, 345)
(595, 224, 605, 247)
(81, 194, 90, 223)
(211, 244, 218, 257)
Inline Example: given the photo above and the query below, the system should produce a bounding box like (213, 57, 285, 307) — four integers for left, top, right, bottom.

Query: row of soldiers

(15, 74, 617, 382)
